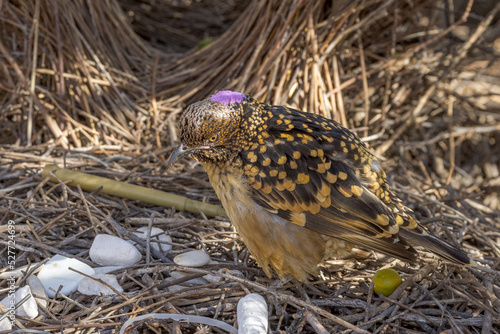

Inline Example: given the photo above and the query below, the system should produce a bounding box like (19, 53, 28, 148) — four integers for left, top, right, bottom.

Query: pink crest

(210, 90, 246, 105)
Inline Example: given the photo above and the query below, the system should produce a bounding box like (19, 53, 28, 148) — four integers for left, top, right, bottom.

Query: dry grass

(1, 0, 500, 333)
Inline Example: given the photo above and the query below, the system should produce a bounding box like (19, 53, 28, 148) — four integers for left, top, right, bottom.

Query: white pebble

(134, 227, 172, 252)
(173, 250, 210, 267)
(78, 274, 123, 296)
(90, 234, 142, 266)
(170, 271, 208, 285)
(27, 275, 48, 308)
(37, 254, 95, 297)
(0, 285, 38, 319)
(237, 294, 268, 334)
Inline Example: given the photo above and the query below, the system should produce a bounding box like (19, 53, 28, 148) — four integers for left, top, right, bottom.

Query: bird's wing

(241, 106, 419, 262)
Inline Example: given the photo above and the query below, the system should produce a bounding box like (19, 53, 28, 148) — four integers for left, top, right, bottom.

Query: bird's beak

(166, 142, 194, 169)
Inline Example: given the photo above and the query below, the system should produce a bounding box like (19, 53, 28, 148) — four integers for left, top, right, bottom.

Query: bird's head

(167, 90, 261, 167)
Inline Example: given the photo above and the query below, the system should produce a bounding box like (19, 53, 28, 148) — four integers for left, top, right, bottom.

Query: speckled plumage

(167, 90, 471, 281)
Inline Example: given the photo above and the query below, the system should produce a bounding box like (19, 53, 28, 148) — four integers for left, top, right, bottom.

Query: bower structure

(1, 0, 499, 332)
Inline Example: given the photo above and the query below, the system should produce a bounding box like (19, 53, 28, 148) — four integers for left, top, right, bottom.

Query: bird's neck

(237, 100, 267, 149)
(202, 160, 246, 201)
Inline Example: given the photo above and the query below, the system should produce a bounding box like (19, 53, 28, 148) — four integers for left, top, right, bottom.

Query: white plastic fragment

(173, 250, 210, 267)
(37, 254, 95, 297)
(237, 293, 268, 334)
(133, 227, 172, 252)
(0, 285, 38, 319)
(89, 234, 142, 266)
(77, 274, 123, 296)
(27, 275, 48, 308)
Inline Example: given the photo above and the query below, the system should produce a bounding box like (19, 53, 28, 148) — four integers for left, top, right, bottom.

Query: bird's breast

(203, 162, 331, 281)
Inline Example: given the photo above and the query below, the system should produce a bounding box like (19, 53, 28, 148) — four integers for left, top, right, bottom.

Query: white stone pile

(0, 227, 229, 331)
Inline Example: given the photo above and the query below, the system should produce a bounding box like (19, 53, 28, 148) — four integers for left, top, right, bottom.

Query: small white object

(90, 234, 142, 266)
(37, 254, 95, 297)
(1, 285, 38, 319)
(173, 250, 210, 267)
(133, 227, 172, 252)
(78, 274, 123, 296)
(170, 271, 208, 285)
(27, 275, 48, 308)
(237, 294, 268, 334)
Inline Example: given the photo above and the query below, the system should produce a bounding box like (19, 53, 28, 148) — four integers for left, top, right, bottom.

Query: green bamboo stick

(42, 165, 226, 218)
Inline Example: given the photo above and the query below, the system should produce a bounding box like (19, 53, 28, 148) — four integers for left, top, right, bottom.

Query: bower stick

(42, 165, 226, 217)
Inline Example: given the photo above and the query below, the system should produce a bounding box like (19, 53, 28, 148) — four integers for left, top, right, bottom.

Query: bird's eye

(209, 134, 219, 142)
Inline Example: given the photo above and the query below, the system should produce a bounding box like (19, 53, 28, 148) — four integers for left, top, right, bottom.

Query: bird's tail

(398, 228, 473, 266)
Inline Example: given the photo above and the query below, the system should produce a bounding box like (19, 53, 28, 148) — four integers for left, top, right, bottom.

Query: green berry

(372, 268, 402, 296)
